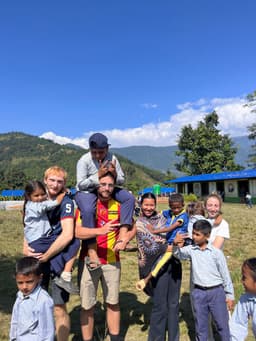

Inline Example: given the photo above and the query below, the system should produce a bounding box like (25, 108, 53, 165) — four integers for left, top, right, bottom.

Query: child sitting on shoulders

(75, 133, 135, 270)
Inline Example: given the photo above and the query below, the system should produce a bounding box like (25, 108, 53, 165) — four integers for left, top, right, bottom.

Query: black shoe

(123, 242, 138, 252)
(54, 277, 79, 295)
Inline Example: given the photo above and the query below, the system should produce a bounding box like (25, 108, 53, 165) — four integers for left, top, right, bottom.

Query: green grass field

(0, 203, 255, 340)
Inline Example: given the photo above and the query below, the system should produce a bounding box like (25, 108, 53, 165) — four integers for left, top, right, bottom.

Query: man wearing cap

(75, 133, 135, 265)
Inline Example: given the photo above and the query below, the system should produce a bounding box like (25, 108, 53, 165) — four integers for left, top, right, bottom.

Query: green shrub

(184, 193, 198, 202)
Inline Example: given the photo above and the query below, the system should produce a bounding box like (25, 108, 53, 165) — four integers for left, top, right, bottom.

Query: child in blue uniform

(138, 193, 189, 290)
(149, 193, 189, 244)
(173, 220, 234, 340)
(230, 257, 256, 340)
(10, 257, 55, 341)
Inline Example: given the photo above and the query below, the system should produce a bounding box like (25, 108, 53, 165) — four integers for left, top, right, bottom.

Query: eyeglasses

(99, 183, 114, 188)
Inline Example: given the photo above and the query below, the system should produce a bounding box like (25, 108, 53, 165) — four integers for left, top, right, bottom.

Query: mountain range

(111, 135, 254, 174)
(0, 132, 166, 192)
(0, 132, 253, 194)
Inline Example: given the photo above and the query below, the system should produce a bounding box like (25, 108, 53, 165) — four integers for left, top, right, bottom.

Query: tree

(176, 111, 242, 175)
(5, 166, 28, 189)
(246, 91, 256, 167)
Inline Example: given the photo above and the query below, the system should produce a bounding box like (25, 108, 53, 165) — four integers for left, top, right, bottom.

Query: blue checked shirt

(10, 285, 54, 341)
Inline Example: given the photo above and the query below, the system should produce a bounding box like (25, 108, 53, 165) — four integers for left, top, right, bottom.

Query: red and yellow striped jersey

(77, 198, 121, 264)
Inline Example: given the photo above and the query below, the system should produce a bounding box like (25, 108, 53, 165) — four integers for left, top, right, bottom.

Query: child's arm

(229, 296, 250, 340)
(99, 159, 118, 182)
(56, 191, 66, 205)
(216, 249, 235, 304)
(76, 155, 99, 191)
(214, 214, 222, 226)
(136, 250, 172, 291)
(113, 223, 137, 252)
(148, 220, 182, 234)
(28, 198, 63, 216)
(226, 298, 235, 311)
(111, 155, 125, 185)
(9, 300, 18, 341)
(212, 236, 225, 249)
(172, 233, 191, 260)
(38, 297, 55, 341)
(173, 232, 187, 247)
(23, 238, 42, 258)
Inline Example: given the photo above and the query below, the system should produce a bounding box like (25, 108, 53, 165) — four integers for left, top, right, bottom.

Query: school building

(165, 169, 256, 203)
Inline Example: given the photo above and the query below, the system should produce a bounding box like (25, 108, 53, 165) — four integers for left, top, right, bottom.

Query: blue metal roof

(166, 169, 256, 184)
(1, 189, 25, 196)
(69, 188, 76, 195)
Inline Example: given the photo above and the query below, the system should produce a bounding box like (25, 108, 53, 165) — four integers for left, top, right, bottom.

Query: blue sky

(1, 0, 256, 147)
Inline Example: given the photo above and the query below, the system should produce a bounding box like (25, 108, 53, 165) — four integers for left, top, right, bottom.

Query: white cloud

(141, 103, 159, 109)
(40, 95, 255, 148)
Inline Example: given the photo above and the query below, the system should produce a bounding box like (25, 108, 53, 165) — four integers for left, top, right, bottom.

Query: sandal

(123, 243, 138, 252)
(85, 256, 102, 272)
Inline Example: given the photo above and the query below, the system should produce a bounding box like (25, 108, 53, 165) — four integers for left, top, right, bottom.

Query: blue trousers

(75, 188, 135, 244)
(30, 235, 80, 276)
(148, 257, 182, 341)
(191, 286, 230, 341)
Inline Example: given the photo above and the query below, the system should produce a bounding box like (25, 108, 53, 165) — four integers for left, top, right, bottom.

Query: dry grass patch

(1, 203, 256, 340)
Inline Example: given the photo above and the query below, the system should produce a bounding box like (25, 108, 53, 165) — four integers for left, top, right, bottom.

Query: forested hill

(111, 136, 254, 173)
(0, 132, 166, 192)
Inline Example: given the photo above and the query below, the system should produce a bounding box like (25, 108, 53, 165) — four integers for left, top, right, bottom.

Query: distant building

(138, 186, 175, 196)
(165, 169, 256, 203)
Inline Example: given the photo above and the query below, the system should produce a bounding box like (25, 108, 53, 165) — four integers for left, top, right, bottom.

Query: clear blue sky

(1, 0, 256, 147)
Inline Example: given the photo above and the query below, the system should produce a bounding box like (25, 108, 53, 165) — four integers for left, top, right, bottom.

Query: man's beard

(98, 190, 112, 201)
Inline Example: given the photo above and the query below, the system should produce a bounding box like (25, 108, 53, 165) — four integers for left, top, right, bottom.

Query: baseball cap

(89, 133, 110, 149)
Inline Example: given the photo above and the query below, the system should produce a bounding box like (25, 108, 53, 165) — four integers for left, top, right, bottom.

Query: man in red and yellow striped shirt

(75, 171, 134, 341)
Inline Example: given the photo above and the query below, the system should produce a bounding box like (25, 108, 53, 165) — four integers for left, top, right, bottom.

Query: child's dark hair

(186, 201, 205, 217)
(23, 180, 46, 226)
(242, 258, 256, 281)
(15, 256, 42, 276)
(99, 170, 116, 181)
(141, 192, 157, 205)
(24, 180, 46, 201)
(169, 193, 184, 205)
(193, 219, 212, 235)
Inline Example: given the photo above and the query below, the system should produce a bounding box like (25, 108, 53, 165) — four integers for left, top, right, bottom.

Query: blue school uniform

(10, 285, 54, 341)
(162, 209, 189, 244)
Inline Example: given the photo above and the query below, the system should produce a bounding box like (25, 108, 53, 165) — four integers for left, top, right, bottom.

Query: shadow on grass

(69, 301, 118, 341)
(120, 291, 152, 339)
(0, 255, 18, 314)
(179, 292, 195, 340)
(69, 304, 82, 341)
(68, 292, 152, 341)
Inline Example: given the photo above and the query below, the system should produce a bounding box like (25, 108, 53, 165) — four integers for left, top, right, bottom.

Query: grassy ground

(0, 203, 255, 340)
